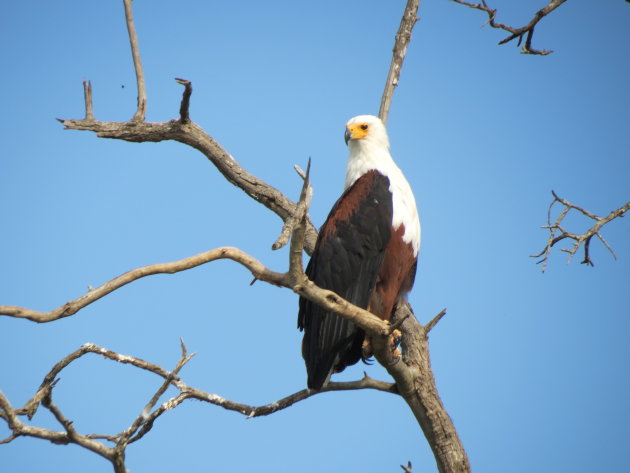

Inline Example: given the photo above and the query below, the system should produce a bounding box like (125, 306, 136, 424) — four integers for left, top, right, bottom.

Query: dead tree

(0, 1, 470, 472)
(3, 1, 624, 471)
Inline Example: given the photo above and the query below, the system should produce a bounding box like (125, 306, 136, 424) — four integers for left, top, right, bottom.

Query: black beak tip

(344, 129, 351, 145)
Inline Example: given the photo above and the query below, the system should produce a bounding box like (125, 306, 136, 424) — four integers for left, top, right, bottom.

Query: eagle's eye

(360, 124, 368, 131)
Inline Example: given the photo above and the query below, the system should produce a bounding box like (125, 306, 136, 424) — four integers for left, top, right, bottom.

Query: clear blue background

(1, 1, 628, 472)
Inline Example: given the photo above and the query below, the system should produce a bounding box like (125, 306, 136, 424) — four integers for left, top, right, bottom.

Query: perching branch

(379, 0, 420, 125)
(0, 164, 389, 338)
(0, 245, 390, 336)
(531, 191, 630, 272)
(377, 304, 470, 473)
(451, 0, 567, 55)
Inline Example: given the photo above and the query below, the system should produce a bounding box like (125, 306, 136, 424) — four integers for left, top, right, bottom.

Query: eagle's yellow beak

(344, 123, 370, 145)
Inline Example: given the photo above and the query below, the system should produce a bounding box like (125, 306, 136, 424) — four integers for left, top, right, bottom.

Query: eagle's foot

(388, 329, 402, 365)
(362, 331, 402, 365)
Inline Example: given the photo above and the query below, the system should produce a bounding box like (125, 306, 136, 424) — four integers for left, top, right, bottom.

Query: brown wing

(297, 171, 393, 390)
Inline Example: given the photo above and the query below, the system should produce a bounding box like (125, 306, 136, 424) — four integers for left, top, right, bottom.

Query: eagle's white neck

(345, 139, 421, 256)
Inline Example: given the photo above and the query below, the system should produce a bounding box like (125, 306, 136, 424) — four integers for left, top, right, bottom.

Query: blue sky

(1, 1, 629, 472)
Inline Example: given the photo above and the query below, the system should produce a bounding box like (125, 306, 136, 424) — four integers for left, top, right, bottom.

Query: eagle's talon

(388, 349, 402, 366)
(361, 337, 374, 359)
(391, 328, 402, 347)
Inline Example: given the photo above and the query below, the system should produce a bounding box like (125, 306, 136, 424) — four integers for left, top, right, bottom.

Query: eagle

(298, 114, 420, 390)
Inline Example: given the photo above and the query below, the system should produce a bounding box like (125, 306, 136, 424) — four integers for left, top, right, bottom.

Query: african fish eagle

(297, 114, 420, 390)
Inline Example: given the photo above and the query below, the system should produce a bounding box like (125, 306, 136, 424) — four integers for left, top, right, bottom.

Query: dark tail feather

(304, 328, 364, 390)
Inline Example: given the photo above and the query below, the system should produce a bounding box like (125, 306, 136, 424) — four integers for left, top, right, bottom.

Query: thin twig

(0, 432, 17, 444)
(379, 0, 420, 125)
(596, 232, 617, 260)
(175, 78, 192, 123)
(287, 158, 312, 283)
(43, 395, 109, 458)
(128, 393, 189, 444)
(122, 0, 146, 121)
(19, 378, 59, 420)
(389, 312, 411, 334)
(119, 340, 194, 447)
(83, 80, 94, 120)
(424, 308, 447, 334)
(272, 159, 313, 251)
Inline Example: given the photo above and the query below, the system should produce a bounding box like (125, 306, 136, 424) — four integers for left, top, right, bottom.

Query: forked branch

(0, 341, 397, 473)
(451, 0, 567, 55)
(57, 85, 319, 254)
(531, 191, 629, 271)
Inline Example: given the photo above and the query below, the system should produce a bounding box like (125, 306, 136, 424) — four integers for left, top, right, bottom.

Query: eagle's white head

(344, 114, 390, 151)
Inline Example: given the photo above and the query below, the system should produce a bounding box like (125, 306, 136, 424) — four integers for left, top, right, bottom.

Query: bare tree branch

(0, 247, 284, 323)
(0, 341, 399, 473)
(531, 191, 630, 271)
(0, 242, 389, 333)
(451, 0, 567, 55)
(379, 0, 420, 124)
(122, 0, 146, 121)
(57, 106, 319, 254)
